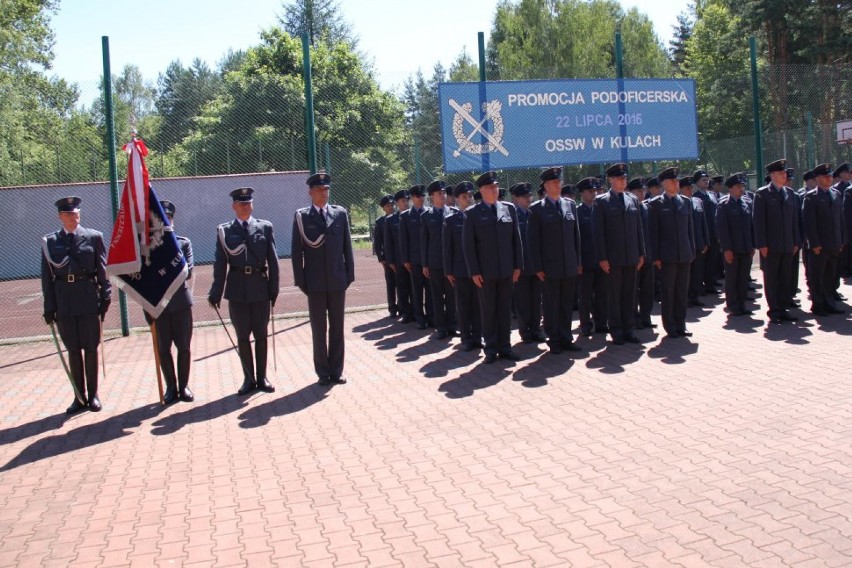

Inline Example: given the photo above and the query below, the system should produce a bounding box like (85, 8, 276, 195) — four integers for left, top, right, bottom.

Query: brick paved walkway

(1, 280, 851, 567)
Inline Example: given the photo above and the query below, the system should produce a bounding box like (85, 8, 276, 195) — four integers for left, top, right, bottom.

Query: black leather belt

(233, 265, 267, 275)
(59, 273, 91, 283)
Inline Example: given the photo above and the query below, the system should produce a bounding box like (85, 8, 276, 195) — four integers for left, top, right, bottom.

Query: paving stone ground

(1, 275, 851, 567)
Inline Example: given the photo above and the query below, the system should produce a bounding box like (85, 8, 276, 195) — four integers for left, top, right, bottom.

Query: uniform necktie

(242, 221, 248, 233)
(319, 208, 327, 226)
(618, 192, 625, 207)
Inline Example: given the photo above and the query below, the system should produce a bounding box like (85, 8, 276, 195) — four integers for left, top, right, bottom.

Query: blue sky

(48, 0, 689, 93)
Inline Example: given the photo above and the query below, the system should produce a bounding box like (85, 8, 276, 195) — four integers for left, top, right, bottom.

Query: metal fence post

(302, 32, 318, 175)
(749, 36, 763, 176)
(102, 36, 129, 337)
(615, 31, 628, 165)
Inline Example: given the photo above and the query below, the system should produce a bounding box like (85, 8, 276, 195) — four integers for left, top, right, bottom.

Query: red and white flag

(106, 138, 150, 275)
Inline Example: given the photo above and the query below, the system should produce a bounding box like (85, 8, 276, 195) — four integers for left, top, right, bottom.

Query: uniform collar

(61, 227, 80, 237)
(235, 216, 254, 225)
(312, 204, 328, 216)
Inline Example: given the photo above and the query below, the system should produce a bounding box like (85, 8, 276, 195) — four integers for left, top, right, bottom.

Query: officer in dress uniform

(529, 167, 582, 353)
(592, 163, 646, 345)
(146, 200, 194, 404)
(681, 177, 710, 308)
(799, 171, 817, 289)
(41, 196, 111, 413)
(463, 171, 523, 363)
(693, 170, 721, 295)
(384, 189, 412, 322)
(292, 173, 355, 385)
(577, 177, 607, 336)
(752, 159, 802, 324)
(373, 195, 397, 318)
(400, 185, 432, 329)
(649, 168, 695, 338)
(421, 180, 457, 339)
(833, 163, 852, 277)
(803, 163, 846, 316)
(208, 187, 279, 395)
(444, 182, 483, 351)
(629, 177, 656, 330)
(715, 174, 755, 316)
(510, 181, 545, 343)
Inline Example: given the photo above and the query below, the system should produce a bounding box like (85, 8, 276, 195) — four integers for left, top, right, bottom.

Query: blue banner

(438, 78, 699, 172)
(117, 185, 188, 318)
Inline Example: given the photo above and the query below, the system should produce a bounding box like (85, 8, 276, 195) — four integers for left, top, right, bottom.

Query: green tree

(153, 59, 223, 150)
(278, 0, 356, 47)
(669, 11, 694, 75)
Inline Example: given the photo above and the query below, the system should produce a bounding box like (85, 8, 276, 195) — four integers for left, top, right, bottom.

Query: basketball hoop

(837, 119, 852, 145)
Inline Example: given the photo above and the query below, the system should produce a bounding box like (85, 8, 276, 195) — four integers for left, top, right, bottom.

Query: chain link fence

(1, 40, 850, 342)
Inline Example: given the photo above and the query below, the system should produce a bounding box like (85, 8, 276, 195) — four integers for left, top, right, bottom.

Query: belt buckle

(67, 274, 75, 283)
(244, 266, 252, 275)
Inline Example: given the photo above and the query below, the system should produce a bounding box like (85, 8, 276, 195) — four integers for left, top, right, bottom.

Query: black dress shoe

(435, 330, 448, 339)
(789, 300, 801, 308)
(237, 378, 255, 396)
(665, 332, 680, 339)
(483, 353, 498, 364)
(580, 325, 593, 337)
(88, 395, 102, 412)
(521, 335, 535, 344)
(461, 342, 475, 352)
(416, 322, 428, 330)
(179, 386, 194, 402)
(623, 334, 641, 343)
(389, 311, 399, 318)
(833, 292, 846, 301)
(163, 386, 179, 405)
(257, 377, 275, 392)
(330, 376, 347, 385)
(499, 350, 521, 361)
(611, 336, 625, 345)
(400, 315, 414, 324)
(828, 306, 846, 314)
(595, 326, 610, 334)
(318, 376, 332, 386)
(677, 329, 693, 337)
(810, 307, 829, 316)
(531, 331, 548, 342)
(562, 342, 583, 352)
(66, 398, 87, 415)
(780, 312, 799, 322)
(642, 320, 657, 328)
(548, 345, 563, 355)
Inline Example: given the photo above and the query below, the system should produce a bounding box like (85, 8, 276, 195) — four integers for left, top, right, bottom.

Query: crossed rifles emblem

(449, 99, 509, 158)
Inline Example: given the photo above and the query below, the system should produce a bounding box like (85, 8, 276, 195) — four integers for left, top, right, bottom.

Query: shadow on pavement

(512, 354, 576, 388)
(0, 413, 69, 446)
(374, 327, 426, 351)
(397, 336, 454, 362)
(352, 318, 396, 334)
(722, 314, 765, 333)
(646, 337, 699, 364)
(150, 394, 248, 436)
(0, 403, 165, 472)
(438, 364, 512, 399)
(762, 319, 813, 344)
(237, 383, 330, 428)
(804, 313, 852, 336)
(419, 346, 481, 378)
(585, 343, 645, 374)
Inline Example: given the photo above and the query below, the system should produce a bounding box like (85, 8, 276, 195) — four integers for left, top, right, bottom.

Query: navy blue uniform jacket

(462, 201, 523, 279)
(649, 194, 695, 263)
(592, 190, 645, 266)
(716, 196, 754, 255)
(527, 197, 581, 278)
(291, 205, 355, 293)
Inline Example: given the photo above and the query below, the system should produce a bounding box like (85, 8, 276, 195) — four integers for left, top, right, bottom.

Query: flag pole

(149, 322, 165, 404)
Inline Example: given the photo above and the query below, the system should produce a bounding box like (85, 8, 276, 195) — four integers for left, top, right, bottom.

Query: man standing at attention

(292, 173, 355, 386)
(42, 196, 111, 413)
(208, 187, 279, 395)
(463, 171, 523, 363)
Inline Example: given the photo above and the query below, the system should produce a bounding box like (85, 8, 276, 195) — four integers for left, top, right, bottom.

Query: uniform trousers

(606, 264, 638, 338)
(579, 267, 607, 329)
(395, 265, 412, 318)
(477, 277, 513, 356)
(513, 274, 542, 339)
(724, 253, 752, 312)
(383, 265, 397, 316)
(307, 290, 346, 379)
(807, 249, 840, 311)
(542, 276, 576, 347)
(703, 241, 720, 289)
(427, 268, 456, 333)
(635, 263, 654, 324)
(57, 313, 101, 398)
(688, 251, 706, 302)
(659, 262, 690, 334)
(454, 277, 481, 345)
(229, 300, 269, 381)
(154, 307, 193, 389)
(761, 252, 794, 317)
(409, 265, 428, 324)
